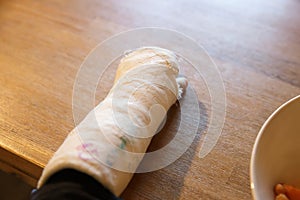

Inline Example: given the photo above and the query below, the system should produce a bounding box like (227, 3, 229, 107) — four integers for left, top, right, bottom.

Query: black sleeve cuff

(31, 169, 122, 200)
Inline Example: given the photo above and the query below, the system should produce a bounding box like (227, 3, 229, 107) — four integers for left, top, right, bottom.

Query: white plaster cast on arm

(37, 47, 188, 196)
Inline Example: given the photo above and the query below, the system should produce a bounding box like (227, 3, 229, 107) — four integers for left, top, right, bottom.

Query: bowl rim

(250, 94, 300, 199)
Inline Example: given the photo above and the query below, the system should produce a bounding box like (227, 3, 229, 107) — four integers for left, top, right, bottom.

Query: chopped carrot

(283, 184, 300, 200)
(275, 194, 289, 200)
(275, 184, 300, 200)
(275, 184, 287, 195)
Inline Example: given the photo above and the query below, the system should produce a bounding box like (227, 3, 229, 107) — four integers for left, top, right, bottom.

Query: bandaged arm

(37, 47, 188, 196)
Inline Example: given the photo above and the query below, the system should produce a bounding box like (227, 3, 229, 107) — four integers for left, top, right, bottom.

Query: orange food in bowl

(274, 184, 300, 200)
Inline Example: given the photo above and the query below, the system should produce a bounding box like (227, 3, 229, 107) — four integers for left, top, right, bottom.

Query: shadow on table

(122, 87, 208, 200)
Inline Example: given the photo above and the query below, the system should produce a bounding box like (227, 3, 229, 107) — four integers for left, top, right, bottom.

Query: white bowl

(250, 95, 300, 200)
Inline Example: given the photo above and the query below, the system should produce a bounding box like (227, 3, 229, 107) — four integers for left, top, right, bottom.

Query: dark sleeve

(31, 169, 122, 200)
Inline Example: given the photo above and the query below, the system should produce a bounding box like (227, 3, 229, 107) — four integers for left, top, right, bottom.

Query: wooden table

(0, 0, 299, 199)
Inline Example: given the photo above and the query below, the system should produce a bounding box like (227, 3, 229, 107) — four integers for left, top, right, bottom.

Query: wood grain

(0, 0, 299, 199)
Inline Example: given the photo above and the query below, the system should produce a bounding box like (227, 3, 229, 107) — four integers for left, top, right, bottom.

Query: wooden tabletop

(1, 0, 300, 199)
